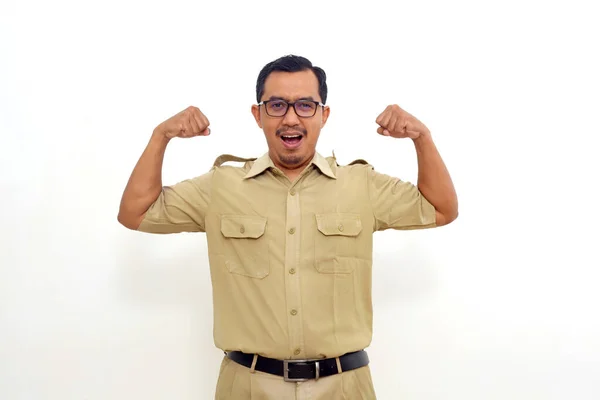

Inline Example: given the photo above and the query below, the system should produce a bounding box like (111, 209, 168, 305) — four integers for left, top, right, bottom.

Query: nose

(282, 104, 301, 126)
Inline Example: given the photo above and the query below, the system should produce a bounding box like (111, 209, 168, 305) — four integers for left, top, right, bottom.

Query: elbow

(117, 212, 142, 231)
(435, 208, 459, 227)
(439, 198, 459, 226)
(117, 213, 127, 228)
(444, 202, 460, 225)
(117, 212, 132, 230)
(447, 209, 459, 224)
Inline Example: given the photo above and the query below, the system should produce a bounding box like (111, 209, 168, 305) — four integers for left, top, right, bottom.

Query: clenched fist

(154, 106, 210, 139)
(375, 104, 430, 140)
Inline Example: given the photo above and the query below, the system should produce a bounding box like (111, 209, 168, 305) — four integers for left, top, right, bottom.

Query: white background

(1, 0, 599, 399)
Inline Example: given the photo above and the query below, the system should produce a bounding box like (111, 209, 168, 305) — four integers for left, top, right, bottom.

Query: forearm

(413, 132, 458, 221)
(118, 130, 171, 229)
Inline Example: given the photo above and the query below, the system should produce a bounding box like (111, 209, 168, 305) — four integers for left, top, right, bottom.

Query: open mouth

(280, 133, 304, 149)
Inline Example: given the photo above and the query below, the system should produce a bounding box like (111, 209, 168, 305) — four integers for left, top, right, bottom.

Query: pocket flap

(316, 213, 362, 237)
(315, 257, 355, 274)
(220, 215, 267, 239)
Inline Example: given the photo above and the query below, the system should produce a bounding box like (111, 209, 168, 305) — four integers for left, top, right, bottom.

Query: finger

(378, 109, 392, 129)
(400, 119, 410, 135)
(182, 120, 194, 137)
(197, 110, 210, 130)
(201, 115, 210, 135)
(188, 107, 204, 128)
(388, 115, 398, 134)
(191, 108, 210, 136)
(375, 105, 392, 126)
(377, 127, 390, 136)
(191, 109, 205, 133)
(188, 113, 201, 135)
(177, 121, 186, 137)
(375, 110, 387, 126)
(197, 114, 210, 135)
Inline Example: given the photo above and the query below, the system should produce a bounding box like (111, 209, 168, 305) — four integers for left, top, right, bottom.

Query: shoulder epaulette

(212, 154, 257, 167)
(347, 159, 370, 166)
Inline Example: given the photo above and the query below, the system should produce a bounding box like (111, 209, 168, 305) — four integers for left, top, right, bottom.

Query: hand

(375, 104, 430, 140)
(154, 106, 210, 139)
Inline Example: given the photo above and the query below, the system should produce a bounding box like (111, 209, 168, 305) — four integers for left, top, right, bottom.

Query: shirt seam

(365, 166, 377, 232)
(205, 169, 215, 227)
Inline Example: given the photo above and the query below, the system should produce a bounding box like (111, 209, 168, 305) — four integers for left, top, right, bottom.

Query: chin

(278, 153, 306, 167)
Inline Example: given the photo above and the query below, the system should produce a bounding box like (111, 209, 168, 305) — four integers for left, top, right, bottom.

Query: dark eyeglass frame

(258, 99, 325, 118)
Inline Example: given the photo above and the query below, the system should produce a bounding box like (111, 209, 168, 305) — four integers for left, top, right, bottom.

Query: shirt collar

(311, 151, 337, 179)
(243, 152, 337, 180)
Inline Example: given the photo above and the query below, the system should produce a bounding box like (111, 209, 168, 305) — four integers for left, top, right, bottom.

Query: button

(240, 226, 245, 233)
(289, 268, 296, 274)
(290, 309, 298, 316)
(294, 349, 301, 356)
(338, 224, 344, 232)
(288, 227, 296, 234)
(290, 188, 296, 196)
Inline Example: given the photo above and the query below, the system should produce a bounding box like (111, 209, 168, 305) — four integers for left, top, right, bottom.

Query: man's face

(251, 70, 330, 172)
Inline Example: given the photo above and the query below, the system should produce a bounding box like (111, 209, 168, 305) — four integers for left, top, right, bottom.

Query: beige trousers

(214, 355, 377, 399)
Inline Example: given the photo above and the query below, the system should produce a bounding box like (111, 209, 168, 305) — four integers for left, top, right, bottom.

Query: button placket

(284, 184, 304, 360)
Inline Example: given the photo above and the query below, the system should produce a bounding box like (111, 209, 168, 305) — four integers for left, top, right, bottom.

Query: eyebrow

(266, 96, 316, 102)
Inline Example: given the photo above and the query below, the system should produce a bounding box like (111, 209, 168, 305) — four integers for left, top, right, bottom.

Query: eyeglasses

(258, 99, 324, 118)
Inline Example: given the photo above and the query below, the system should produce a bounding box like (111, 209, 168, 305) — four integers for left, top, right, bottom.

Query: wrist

(151, 128, 171, 146)
(412, 130, 432, 146)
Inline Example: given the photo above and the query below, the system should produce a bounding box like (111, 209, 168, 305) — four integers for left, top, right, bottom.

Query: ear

(251, 104, 262, 128)
(321, 105, 330, 128)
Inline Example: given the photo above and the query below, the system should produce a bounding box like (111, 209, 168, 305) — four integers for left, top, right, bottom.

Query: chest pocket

(315, 213, 363, 274)
(219, 215, 269, 279)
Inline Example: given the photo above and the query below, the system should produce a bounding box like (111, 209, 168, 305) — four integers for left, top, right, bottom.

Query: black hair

(256, 55, 327, 104)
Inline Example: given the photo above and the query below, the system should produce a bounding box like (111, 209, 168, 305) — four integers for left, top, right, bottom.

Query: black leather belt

(225, 350, 369, 382)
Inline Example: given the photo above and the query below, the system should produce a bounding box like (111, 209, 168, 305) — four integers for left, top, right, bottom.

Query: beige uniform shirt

(138, 151, 436, 361)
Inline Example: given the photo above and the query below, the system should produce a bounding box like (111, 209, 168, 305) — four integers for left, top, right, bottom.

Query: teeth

(282, 135, 301, 138)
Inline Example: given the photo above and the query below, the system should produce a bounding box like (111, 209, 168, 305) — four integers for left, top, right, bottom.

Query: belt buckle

(283, 359, 320, 382)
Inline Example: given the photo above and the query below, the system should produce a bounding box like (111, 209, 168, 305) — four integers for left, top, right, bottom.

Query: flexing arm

(376, 104, 458, 227)
(413, 132, 458, 226)
(117, 106, 210, 230)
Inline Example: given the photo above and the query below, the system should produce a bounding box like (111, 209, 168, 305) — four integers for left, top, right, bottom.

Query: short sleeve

(137, 170, 213, 234)
(368, 167, 436, 231)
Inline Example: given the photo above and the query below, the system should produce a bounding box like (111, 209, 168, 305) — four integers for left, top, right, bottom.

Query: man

(118, 55, 458, 399)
